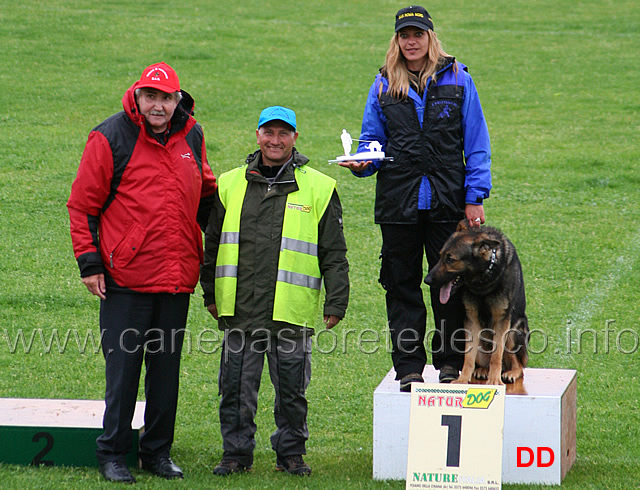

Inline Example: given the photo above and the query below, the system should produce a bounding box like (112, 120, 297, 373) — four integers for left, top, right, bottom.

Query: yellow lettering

(399, 12, 424, 19)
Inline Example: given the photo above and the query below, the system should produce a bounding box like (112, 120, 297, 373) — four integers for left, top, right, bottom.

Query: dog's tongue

(439, 281, 453, 304)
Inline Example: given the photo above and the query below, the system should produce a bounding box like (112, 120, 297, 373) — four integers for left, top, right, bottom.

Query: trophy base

(335, 151, 386, 162)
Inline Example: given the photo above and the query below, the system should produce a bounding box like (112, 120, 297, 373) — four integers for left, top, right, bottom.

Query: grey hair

(135, 87, 182, 103)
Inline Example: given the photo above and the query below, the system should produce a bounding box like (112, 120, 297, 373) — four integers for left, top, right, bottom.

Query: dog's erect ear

(473, 238, 501, 259)
(456, 219, 470, 232)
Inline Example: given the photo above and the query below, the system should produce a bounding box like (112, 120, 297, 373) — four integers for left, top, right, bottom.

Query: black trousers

(379, 213, 465, 379)
(96, 291, 188, 464)
(218, 329, 312, 468)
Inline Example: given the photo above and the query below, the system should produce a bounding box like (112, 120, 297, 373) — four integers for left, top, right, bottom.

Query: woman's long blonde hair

(382, 29, 457, 99)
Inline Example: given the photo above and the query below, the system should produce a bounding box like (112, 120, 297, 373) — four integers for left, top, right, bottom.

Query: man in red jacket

(67, 62, 217, 483)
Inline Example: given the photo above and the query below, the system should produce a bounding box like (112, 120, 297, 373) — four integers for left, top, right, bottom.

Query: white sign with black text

(406, 383, 506, 490)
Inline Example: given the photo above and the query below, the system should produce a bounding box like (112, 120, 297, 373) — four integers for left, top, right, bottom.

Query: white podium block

(373, 366, 577, 485)
(0, 398, 145, 467)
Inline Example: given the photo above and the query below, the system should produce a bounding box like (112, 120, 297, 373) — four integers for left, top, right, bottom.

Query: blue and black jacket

(355, 58, 492, 223)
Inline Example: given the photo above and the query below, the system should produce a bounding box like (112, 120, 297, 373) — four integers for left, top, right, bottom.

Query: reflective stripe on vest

(277, 269, 322, 290)
(215, 164, 336, 326)
(214, 169, 246, 317)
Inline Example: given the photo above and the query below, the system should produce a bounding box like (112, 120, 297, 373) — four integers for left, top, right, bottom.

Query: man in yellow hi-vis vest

(200, 106, 349, 477)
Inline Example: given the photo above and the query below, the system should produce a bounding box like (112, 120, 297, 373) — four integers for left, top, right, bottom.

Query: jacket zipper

(267, 178, 295, 193)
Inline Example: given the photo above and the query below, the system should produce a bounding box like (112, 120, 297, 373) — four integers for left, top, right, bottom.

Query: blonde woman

(340, 6, 492, 391)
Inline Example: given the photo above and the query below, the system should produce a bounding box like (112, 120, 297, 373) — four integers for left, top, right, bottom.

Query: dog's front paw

(487, 375, 505, 386)
(501, 370, 523, 384)
(451, 377, 469, 385)
(473, 367, 489, 380)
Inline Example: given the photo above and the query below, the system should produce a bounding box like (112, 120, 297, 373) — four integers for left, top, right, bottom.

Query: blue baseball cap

(258, 106, 297, 131)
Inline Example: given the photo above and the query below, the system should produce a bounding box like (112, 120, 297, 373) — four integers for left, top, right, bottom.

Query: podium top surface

(0, 398, 145, 429)
(375, 366, 577, 397)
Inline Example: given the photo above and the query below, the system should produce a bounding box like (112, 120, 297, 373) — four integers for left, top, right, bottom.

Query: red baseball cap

(137, 62, 180, 93)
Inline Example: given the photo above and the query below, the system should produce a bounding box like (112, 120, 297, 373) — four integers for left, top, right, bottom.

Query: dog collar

(485, 249, 497, 276)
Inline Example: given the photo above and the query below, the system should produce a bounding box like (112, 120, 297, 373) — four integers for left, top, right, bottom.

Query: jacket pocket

(108, 220, 146, 269)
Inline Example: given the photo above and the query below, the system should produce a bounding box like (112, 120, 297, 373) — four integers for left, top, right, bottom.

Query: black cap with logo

(395, 6, 434, 32)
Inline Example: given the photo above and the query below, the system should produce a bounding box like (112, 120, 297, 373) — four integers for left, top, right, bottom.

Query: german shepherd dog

(424, 220, 529, 385)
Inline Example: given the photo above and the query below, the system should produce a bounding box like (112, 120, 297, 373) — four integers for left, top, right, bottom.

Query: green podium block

(0, 398, 145, 467)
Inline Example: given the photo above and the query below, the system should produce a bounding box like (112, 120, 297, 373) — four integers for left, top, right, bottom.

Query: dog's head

(424, 220, 500, 304)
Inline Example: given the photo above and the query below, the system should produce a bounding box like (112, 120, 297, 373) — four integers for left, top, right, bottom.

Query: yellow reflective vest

(215, 164, 336, 327)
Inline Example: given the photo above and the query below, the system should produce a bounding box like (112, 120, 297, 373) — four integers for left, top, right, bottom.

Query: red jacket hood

(121, 81, 196, 132)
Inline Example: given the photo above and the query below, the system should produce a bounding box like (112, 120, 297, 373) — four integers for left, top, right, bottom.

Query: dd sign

(517, 446, 555, 468)
(406, 383, 506, 490)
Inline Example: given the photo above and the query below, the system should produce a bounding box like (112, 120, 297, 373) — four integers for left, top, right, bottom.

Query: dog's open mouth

(439, 276, 461, 304)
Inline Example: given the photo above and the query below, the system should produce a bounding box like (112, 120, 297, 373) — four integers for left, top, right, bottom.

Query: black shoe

(400, 372, 424, 392)
(212, 457, 251, 476)
(99, 461, 136, 483)
(276, 455, 311, 475)
(140, 455, 183, 479)
(439, 365, 459, 383)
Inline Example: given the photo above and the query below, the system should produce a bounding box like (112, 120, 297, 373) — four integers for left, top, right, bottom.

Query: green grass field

(1, 0, 639, 488)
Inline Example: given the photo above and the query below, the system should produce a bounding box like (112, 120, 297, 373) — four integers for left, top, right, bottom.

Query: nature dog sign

(406, 383, 505, 489)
